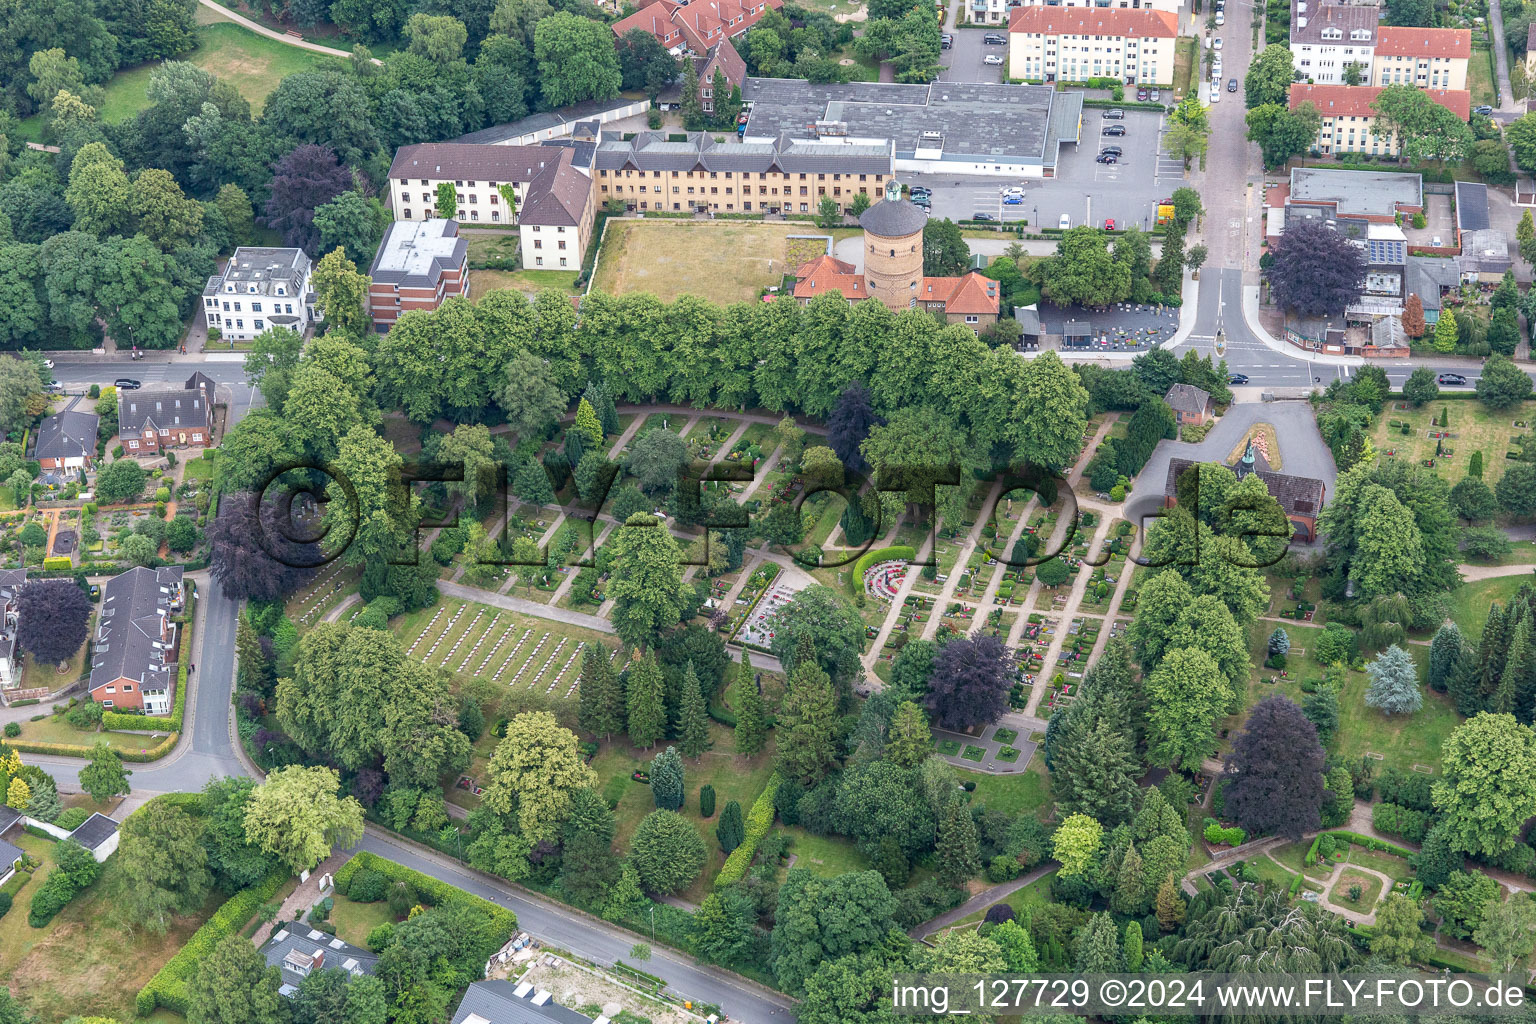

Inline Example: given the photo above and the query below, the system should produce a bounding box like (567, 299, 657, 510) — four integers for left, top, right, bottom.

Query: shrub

(386, 880, 419, 917)
(1203, 822, 1246, 846)
(0, 891, 11, 917)
(366, 922, 396, 951)
(699, 784, 716, 818)
(2, 722, 15, 738)
(715, 773, 781, 887)
(348, 869, 389, 903)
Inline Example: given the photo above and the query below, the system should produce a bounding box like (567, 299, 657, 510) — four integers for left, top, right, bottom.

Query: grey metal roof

(453, 97, 641, 145)
(1371, 316, 1408, 348)
(1014, 306, 1042, 335)
(1406, 254, 1458, 310)
(206, 248, 310, 298)
(89, 566, 183, 693)
(66, 812, 118, 851)
(34, 409, 98, 461)
(859, 196, 928, 238)
(369, 220, 468, 288)
(1289, 167, 1423, 218)
(260, 926, 379, 994)
(742, 78, 1070, 168)
(1455, 180, 1490, 231)
(450, 979, 595, 1024)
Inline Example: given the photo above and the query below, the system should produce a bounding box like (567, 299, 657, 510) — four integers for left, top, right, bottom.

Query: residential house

(1166, 454, 1326, 541)
(387, 144, 596, 266)
(612, 0, 782, 55)
(1014, 0, 1180, 10)
(87, 566, 184, 715)
(1406, 253, 1460, 325)
(261, 926, 380, 998)
(35, 410, 99, 472)
(1288, 84, 1470, 157)
(659, 39, 747, 115)
(1455, 181, 1512, 282)
(1374, 27, 1471, 88)
(451, 979, 601, 1024)
(118, 374, 216, 457)
(594, 130, 893, 215)
(0, 808, 20, 886)
(66, 813, 120, 862)
(367, 219, 469, 332)
(1163, 383, 1214, 425)
(1007, 6, 1178, 84)
(202, 248, 319, 342)
(0, 569, 25, 690)
(1290, 0, 1378, 85)
(1013, 306, 1043, 350)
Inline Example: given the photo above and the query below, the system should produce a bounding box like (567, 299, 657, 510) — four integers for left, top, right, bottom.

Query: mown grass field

(1371, 398, 1536, 489)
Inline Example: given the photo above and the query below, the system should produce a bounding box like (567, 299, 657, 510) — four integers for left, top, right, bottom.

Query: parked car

(1209, 83, 1221, 101)
(1103, 108, 1125, 119)
(44, 381, 63, 393)
(983, 54, 1004, 65)
(912, 195, 931, 208)
(1136, 87, 1149, 101)
(972, 212, 997, 221)
(1228, 78, 1239, 92)
(1003, 195, 1025, 205)
(1003, 186, 1025, 196)
(1228, 373, 1249, 385)
(114, 378, 141, 390)
(909, 185, 932, 197)
(1474, 104, 1494, 115)
(984, 32, 1005, 44)
(1104, 218, 1116, 230)
(1103, 124, 1126, 135)
(1096, 153, 1119, 163)
(42, 359, 53, 369)
(1215, 10, 1224, 23)
(1101, 145, 1123, 155)
(1213, 37, 1222, 49)
(1059, 213, 1072, 229)
(1438, 372, 1468, 386)
(1149, 88, 1160, 102)
(941, 32, 953, 48)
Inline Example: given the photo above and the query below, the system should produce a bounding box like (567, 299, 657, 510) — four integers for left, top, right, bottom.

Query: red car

(1104, 218, 1115, 230)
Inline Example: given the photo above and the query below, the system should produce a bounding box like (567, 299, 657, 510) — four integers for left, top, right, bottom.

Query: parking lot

(939, 26, 1007, 84)
(913, 107, 1184, 230)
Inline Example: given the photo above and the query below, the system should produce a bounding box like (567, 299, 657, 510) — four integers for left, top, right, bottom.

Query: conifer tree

(1124, 920, 1145, 971)
(1476, 603, 1511, 709)
(575, 398, 605, 452)
(677, 661, 712, 760)
(733, 651, 768, 756)
(775, 641, 839, 786)
(699, 784, 715, 818)
(235, 615, 270, 695)
(886, 701, 932, 769)
(579, 644, 626, 740)
(1428, 622, 1466, 694)
(650, 746, 685, 811)
(1154, 873, 1186, 931)
(1364, 644, 1423, 715)
(626, 650, 667, 749)
(936, 798, 981, 886)
(1111, 842, 1146, 915)
(716, 799, 744, 852)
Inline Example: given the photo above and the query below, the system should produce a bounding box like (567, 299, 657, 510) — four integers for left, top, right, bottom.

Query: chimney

(312, 949, 325, 970)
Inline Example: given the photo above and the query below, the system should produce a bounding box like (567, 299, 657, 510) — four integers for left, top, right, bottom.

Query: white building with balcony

(1290, 0, 1378, 85)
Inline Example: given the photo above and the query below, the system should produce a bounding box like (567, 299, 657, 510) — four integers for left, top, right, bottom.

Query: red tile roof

(612, 0, 683, 44)
(919, 272, 1001, 315)
(1290, 84, 1471, 122)
(1008, 6, 1177, 38)
(615, 0, 780, 49)
(1375, 26, 1472, 59)
(794, 271, 866, 300)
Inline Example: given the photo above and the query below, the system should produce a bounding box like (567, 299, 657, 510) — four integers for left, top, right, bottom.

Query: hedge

(42, 555, 72, 570)
(715, 772, 780, 887)
(333, 851, 518, 945)
(1306, 830, 1415, 866)
(7, 732, 178, 762)
(137, 863, 290, 1015)
(102, 589, 195, 735)
(847, 545, 917, 594)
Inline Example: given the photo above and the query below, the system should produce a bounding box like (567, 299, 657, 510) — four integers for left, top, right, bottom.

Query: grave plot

(736, 577, 805, 649)
(287, 563, 362, 626)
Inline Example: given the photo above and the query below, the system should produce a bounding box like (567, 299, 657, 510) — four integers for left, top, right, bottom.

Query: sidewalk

(1239, 284, 1362, 368)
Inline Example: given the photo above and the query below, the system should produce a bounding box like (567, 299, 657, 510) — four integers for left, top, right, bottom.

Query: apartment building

(1007, 7, 1178, 85)
(367, 220, 469, 331)
(611, 0, 782, 54)
(387, 143, 596, 269)
(593, 131, 893, 215)
(1289, 84, 1470, 156)
(1012, 0, 1180, 10)
(1290, 0, 1378, 84)
(1373, 27, 1471, 89)
(201, 248, 318, 342)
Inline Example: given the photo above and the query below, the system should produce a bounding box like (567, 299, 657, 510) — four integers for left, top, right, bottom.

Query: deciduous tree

(1432, 713, 1536, 856)
(120, 798, 214, 933)
(1266, 217, 1366, 316)
(242, 765, 364, 873)
(78, 743, 130, 802)
(1222, 695, 1325, 840)
(608, 513, 691, 648)
(483, 711, 598, 842)
(16, 579, 91, 665)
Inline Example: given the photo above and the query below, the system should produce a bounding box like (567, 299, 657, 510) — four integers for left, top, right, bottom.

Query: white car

(983, 54, 1004, 66)
(1059, 213, 1072, 229)
(1213, 37, 1223, 49)
(1215, 10, 1225, 24)
(1209, 83, 1222, 102)
(1003, 186, 1025, 197)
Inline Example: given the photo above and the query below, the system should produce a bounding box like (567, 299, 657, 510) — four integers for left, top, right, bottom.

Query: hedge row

(847, 545, 917, 594)
(715, 772, 780, 887)
(136, 864, 290, 1015)
(102, 590, 195, 734)
(334, 851, 518, 944)
(7, 732, 178, 762)
(1370, 802, 1432, 844)
(1306, 830, 1416, 866)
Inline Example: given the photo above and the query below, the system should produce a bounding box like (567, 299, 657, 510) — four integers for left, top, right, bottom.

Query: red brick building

(88, 566, 184, 715)
(367, 219, 470, 332)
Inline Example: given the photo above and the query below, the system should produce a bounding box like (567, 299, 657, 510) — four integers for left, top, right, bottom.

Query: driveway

(1125, 400, 1339, 530)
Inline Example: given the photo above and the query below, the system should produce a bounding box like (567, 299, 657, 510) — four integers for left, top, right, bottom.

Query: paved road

(49, 356, 261, 427)
(1490, 0, 1518, 114)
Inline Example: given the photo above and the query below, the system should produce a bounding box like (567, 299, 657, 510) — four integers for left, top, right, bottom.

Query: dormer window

(1350, 28, 1370, 40)
(1321, 27, 1342, 39)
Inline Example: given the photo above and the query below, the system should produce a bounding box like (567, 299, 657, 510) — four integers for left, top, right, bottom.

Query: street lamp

(649, 905, 655, 943)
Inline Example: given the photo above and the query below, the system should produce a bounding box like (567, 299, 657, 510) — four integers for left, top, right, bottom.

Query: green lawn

(0, 835, 215, 1022)
(1470, 44, 1498, 109)
(777, 827, 871, 878)
(1372, 399, 1536, 490)
(84, 19, 328, 129)
(589, 720, 778, 900)
(1339, 843, 1416, 883)
(13, 713, 173, 754)
(1445, 574, 1535, 640)
(468, 269, 583, 300)
(962, 755, 1053, 822)
(943, 870, 1057, 930)
(329, 894, 398, 949)
(1330, 867, 1384, 911)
